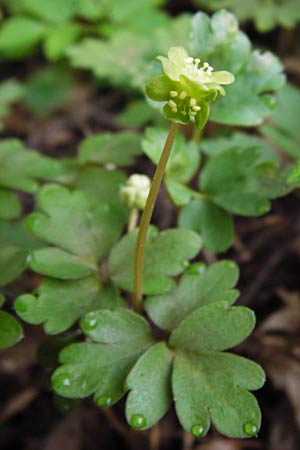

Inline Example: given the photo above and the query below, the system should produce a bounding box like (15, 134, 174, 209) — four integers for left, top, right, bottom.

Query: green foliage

(52, 291, 264, 437)
(79, 131, 143, 167)
(0, 307, 23, 349)
(145, 260, 239, 330)
(194, 0, 300, 32)
(260, 84, 300, 159)
(189, 10, 285, 126)
(200, 147, 289, 216)
(0, 16, 45, 58)
(0, 79, 24, 125)
(52, 309, 155, 402)
(26, 184, 125, 278)
(24, 66, 72, 114)
(109, 227, 202, 295)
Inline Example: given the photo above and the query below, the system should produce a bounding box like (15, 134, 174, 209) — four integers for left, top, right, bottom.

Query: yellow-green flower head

(145, 46, 235, 128)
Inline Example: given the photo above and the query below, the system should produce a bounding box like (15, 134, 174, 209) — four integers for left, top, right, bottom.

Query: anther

(185, 57, 194, 63)
(170, 90, 178, 97)
(190, 98, 197, 107)
(179, 91, 187, 100)
(193, 105, 201, 111)
(168, 100, 177, 109)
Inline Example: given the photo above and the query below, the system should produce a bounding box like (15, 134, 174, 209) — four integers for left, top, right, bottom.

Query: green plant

(0, 8, 297, 442)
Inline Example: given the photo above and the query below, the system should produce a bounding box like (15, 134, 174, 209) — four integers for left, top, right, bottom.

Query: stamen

(189, 111, 197, 116)
(193, 105, 201, 111)
(168, 100, 177, 109)
(181, 110, 187, 116)
(185, 57, 194, 63)
(170, 90, 178, 97)
(194, 58, 200, 66)
(190, 98, 197, 107)
(179, 90, 187, 100)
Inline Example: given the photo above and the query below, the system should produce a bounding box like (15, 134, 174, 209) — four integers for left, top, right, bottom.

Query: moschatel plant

(1, 8, 296, 441)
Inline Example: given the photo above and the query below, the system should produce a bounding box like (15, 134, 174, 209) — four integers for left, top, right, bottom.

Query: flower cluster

(120, 174, 151, 210)
(145, 46, 235, 128)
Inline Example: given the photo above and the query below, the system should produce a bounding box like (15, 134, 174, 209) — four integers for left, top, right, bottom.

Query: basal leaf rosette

(145, 46, 234, 128)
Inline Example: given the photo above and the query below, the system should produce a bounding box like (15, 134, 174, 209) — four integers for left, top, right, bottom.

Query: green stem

(133, 122, 180, 313)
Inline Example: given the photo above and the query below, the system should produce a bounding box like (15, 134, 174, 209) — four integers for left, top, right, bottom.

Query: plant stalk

(133, 121, 179, 312)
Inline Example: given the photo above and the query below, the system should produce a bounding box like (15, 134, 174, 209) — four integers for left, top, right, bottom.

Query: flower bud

(120, 174, 151, 210)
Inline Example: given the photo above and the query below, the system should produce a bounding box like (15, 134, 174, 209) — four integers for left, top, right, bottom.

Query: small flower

(120, 174, 151, 210)
(145, 46, 235, 128)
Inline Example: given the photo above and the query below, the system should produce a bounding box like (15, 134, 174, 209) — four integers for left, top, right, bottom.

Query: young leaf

(22, 0, 77, 24)
(145, 260, 239, 330)
(109, 227, 202, 295)
(43, 23, 80, 60)
(0, 310, 23, 349)
(0, 79, 24, 122)
(178, 199, 234, 252)
(14, 277, 124, 334)
(172, 351, 264, 438)
(79, 131, 143, 167)
(125, 342, 173, 430)
(0, 139, 62, 193)
(26, 184, 125, 278)
(52, 309, 155, 403)
(189, 10, 285, 126)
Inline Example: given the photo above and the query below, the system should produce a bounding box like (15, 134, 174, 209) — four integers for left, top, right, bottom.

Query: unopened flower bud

(120, 174, 151, 210)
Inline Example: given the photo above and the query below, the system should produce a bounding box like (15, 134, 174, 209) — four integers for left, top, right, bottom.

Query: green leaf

(145, 260, 239, 331)
(179, 199, 234, 252)
(260, 84, 300, 159)
(26, 184, 125, 278)
(200, 147, 276, 216)
(67, 31, 151, 89)
(0, 139, 62, 193)
(22, 0, 77, 23)
(0, 310, 23, 349)
(142, 127, 200, 184)
(0, 189, 21, 219)
(189, 10, 285, 126)
(194, 0, 300, 32)
(165, 179, 196, 207)
(0, 16, 45, 59)
(0, 79, 24, 122)
(24, 67, 72, 115)
(73, 167, 127, 206)
(14, 277, 124, 334)
(52, 309, 155, 403)
(0, 245, 28, 286)
(125, 342, 173, 430)
(169, 302, 255, 352)
(201, 131, 278, 163)
(79, 131, 143, 167)
(109, 227, 202, 295)
(118, 100, 165, 128)
(43, 23, 80, 60)
(172, 351, 264, 438)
